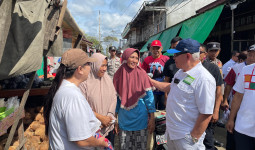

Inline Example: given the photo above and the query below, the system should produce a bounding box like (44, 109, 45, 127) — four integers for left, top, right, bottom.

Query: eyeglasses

(174, 52, 189, 57)
(84, 62, 92, 66)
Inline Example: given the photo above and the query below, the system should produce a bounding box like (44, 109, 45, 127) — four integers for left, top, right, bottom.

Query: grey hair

(192, 52, 200, 61)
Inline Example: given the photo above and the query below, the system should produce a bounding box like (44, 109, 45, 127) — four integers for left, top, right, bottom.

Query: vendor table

(0, 87, 50, 98)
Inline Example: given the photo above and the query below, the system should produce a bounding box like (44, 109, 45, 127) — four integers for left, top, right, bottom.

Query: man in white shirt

(226, 45, 255, 150)
(222, 51, 239, 79)
(150, 39, 216, 150)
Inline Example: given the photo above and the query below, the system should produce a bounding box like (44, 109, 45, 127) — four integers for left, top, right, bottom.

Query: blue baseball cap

(173, 38, 200, 54)
(167, 49, 180, 54)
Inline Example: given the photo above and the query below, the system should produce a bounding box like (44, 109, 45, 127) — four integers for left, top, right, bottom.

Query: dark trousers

(226, 130, 236, 150)
(234, 131, 255, 150)
(154, 94, 165, 110)
(204, 123, 217, 150)
(106, 130, 115, 147)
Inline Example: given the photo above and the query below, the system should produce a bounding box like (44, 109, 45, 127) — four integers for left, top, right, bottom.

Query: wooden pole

(231, 9, 234, 53)
(43, 54, 47, 81)
(73, 34, 82, 48)
(4, 72, 36, 150)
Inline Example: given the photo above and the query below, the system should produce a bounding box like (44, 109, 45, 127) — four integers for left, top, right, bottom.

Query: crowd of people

(43, 37, 255, 150)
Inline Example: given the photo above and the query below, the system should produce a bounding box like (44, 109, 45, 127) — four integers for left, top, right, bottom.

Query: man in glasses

(150, 38, 216, 150)
(107, 46, 121, 79)
(200, 44, 224, 150)
(163, 37, 182, 105)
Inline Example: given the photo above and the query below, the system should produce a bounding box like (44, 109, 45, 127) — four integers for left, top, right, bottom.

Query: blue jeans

(204, 123, 217, 150)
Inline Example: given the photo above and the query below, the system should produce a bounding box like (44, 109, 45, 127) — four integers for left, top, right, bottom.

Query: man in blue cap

(150, 38, 216, 150)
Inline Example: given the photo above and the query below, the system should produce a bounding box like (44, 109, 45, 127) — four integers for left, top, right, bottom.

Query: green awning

(179, 5, 224, 43)
(159, 23, 182, 52)
(140, 32, 162, 52)
(36, 58, 44, 76)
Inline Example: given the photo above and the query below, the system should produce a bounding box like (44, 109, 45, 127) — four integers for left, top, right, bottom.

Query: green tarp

(140, 32, 162, 52)
(36, 58, 44, 76)
(179, 5, 224, 43)
(159, 23, 182, 52)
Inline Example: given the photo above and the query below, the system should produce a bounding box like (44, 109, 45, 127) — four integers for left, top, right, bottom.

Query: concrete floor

(215, 125, 227, 150)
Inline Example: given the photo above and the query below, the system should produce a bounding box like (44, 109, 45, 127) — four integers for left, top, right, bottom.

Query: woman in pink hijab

(80, 53, 117, 145)
(113, 48, 156, 150)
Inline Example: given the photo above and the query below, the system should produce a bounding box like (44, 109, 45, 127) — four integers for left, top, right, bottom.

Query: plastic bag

(6, 96, 20, 110)
(218, 110, 230, 124)
(94, 133, 114, 150)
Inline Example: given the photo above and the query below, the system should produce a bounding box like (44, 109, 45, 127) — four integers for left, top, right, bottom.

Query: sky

(67, 0, 148, 48)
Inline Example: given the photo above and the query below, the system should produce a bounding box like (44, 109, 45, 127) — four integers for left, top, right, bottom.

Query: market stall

(0, 0, 91, 149)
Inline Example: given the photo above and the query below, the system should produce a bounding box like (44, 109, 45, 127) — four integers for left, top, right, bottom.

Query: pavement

(215, 124, 227, 150)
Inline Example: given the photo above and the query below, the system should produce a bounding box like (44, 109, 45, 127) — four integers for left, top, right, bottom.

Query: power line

(168, 0, 180, 13)
(121, 0, 136, 16)
(169, 0, 193, 14)
(160, 0, 193, 26)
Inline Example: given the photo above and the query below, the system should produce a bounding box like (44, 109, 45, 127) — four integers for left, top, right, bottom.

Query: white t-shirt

(49, 80, 101, 150)
(233, 63, 255, 138)
(222, 59, 236, 79)
(232, 62, 246, 81)
(167, 62, 216, 140)
(227, 62, 246, 107)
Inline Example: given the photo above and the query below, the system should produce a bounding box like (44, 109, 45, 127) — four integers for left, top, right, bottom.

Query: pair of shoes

(214, 140, 224, 147)
(217, 122, 225, 128)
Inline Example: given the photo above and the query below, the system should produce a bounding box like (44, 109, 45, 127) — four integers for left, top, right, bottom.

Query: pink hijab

(113, 48, 153, 110)
(79, 53, 117, 136)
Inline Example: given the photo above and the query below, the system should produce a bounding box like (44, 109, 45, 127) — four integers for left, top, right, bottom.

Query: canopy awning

(159, 23, 182, 52)
(139, 23, 181, 53)
(62, 9, 85, 39)
(139, 4, 224, 54)
(0, 0, 87, 80)
(140, 33, 162, 52)
(179, 5, 224, 43)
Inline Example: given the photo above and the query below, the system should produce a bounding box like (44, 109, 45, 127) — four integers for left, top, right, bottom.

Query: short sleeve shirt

(206, 58, 223, 75)
(142, 55, 169, 94)
(163, 58, 179, 83)
(107, 57, 121, 79)
(222, 59, 236, 79)
(202, 60, 223, 86)
(49, 80, 101, 150)
(233, 64, 255, 138)
(224, 62, 246, 107)
(166, 62, 216, 140)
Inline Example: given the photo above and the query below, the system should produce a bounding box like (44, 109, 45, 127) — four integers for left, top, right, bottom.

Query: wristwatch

(191, 135, 198, 143)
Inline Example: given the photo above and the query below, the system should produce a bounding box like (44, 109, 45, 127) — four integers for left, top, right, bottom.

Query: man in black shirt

(200, 44, 224, 150)
(163, 37, 181, 105)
